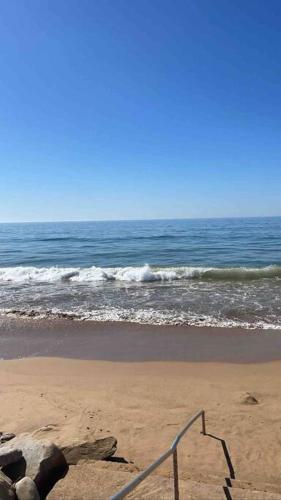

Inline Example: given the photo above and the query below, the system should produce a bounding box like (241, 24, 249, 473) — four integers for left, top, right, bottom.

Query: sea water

(0, 217, 281, 329)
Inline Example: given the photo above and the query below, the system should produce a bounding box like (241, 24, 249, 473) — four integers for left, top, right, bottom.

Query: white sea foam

(1, 306, 281, 330)
(73, 264, 179, 282)
(1, 264, 281, 283)
(0, 266, 79, 283)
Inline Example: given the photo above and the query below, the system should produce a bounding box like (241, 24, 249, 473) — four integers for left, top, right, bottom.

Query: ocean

(0, 217, 281, 329)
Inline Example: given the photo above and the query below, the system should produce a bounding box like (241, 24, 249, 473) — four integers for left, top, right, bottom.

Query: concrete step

(187, 474, 281, 496)
(178, 472, 281, 497)
(127, 477, 281, 500)
(230, 478, 281, 496)
(48, 462, 281, 500)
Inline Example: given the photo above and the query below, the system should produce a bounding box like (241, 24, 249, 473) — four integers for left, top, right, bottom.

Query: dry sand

(1, 318, 281, 498)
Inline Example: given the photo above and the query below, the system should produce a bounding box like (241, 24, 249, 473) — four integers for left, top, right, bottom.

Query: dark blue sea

(0, 217, 281, 329)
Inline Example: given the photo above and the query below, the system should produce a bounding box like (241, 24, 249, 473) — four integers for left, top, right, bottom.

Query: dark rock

(62, 436, 117, 465)
(15, 477, 40, 500)
(0, 433, 16, 444)
(0, 470, 16, 499)
(1, 434, 68, 499)
(0, 448, 22, 467)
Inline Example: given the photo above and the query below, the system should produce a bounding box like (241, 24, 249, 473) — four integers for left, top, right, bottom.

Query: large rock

(62, 436, 117, 465)
(15, 477, 40, 500)
(0, 434, 68, 499)
(0, 470, 16, 499)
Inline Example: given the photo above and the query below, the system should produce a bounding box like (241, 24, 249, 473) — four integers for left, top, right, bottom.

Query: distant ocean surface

(0, 218, 281, 329)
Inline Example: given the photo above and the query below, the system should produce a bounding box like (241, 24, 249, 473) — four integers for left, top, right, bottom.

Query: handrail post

(173, 449, 179, 500)
(201, 410, 206, 435)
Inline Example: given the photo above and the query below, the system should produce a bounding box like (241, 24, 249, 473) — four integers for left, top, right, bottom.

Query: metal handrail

(110, 409, 206, 500)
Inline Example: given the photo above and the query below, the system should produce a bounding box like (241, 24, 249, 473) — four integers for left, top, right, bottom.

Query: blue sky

(0, 0, 281, 222)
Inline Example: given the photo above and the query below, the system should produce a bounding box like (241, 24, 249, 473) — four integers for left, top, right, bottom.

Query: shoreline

(3, 308, 281, 332)
(1, 316, 281, 363)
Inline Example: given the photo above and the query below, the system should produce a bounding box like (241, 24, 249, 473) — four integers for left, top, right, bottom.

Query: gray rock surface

(0, 470, 16, 499)
(62, 436, 117, 465)
(0, 434, 68, 499)
(15, 477, 40, 500)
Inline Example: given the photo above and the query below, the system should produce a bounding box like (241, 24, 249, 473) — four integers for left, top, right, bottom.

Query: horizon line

(0, 214, 281, 224)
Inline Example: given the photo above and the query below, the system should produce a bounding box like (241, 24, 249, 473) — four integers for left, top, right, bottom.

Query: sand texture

(1, 355, 281, 499)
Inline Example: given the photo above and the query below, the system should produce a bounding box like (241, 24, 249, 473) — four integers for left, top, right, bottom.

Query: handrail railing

(110, 409, 206, 500)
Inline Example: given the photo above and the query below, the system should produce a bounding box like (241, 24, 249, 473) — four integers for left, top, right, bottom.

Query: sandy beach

(0, 318, 281, 499)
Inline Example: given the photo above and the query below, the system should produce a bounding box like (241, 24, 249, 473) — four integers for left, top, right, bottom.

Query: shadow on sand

(204, 433, 235, 500)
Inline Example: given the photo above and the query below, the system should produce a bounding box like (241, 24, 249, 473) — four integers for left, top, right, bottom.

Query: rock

(0, 470, 16, 499)
(62, 436, 117, 465)
(0, 447, 22, 467)
(0, 433, 16, 444)
(242, 393, 259, 405)
(0, 434, 68, 499)
(15, 477, 40, 500)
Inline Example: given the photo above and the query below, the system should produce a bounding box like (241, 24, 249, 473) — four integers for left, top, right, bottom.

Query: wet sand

(1, 316, 281, 362)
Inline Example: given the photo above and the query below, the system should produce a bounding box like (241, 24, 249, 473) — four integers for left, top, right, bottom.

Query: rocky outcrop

(0, 470, 16, 499)
(1, 434, 68, 499)
(62, 436, 117, 465)
(15, 477, 40, 500)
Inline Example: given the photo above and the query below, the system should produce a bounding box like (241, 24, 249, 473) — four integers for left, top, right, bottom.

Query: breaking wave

(0, 264, 281, 283)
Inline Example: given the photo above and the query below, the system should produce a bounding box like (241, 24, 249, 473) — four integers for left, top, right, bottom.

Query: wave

(0, 264, 281, 283)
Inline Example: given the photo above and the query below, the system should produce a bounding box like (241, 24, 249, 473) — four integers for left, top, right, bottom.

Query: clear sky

(0, 0, 281, 222)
